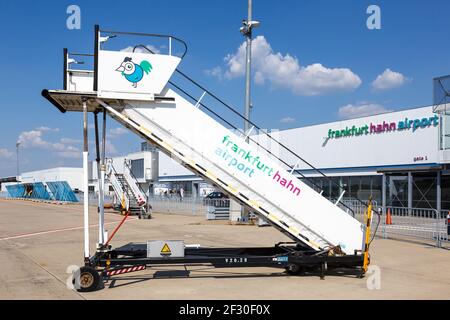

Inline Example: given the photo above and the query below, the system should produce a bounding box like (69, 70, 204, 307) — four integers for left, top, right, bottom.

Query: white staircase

(100, 89, 364, 254)
(42, 28, 367, 255)
(106, 159, 150, 218)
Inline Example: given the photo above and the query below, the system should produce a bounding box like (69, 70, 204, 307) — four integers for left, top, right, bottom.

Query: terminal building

(2, 105, 448, 211)
(148, 104, 449, 211)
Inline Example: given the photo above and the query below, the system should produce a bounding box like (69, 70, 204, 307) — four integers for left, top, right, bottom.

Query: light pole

(239, 0, 260, 221)
(240, 0, 260, 139)
(16, 142, 20, 177)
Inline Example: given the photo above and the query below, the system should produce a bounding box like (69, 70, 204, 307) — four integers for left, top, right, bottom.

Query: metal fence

(379, 206, 447, 246)
(337, 199, 377, 218)
(2, 188, 448, 247)
(148, 195, 449, 247)
(337, 199, 449, 247)
(149, 196, 230, 216)
(75, 192, 114, 205)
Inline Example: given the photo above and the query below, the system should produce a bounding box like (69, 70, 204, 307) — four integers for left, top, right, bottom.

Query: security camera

(248, 20, 261, 28)
(67, 58, 84, 65)
(99, 35, 117, 43)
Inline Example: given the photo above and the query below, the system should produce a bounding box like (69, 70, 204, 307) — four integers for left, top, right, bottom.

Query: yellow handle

(362, 197, 373, 273)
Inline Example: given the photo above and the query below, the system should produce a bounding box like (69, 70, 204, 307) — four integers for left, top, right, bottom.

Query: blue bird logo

(115, 57, 153, 88)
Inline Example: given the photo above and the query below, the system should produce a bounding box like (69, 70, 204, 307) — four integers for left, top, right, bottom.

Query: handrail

(100, 27, 188, 59)
(106, 159, 129, 210)
(123, 159, 147, 197)
(68, 52, 94, 57)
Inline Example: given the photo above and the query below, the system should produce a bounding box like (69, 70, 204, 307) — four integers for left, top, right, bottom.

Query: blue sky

(0, 0, 449, 176)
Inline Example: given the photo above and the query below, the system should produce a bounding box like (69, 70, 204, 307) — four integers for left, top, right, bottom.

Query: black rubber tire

(74, 266, 100, 292)
(285, 264, 302, 275)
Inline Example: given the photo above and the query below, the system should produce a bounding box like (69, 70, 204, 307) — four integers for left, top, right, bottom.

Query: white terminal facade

(147, 105, 448, 211)
(4, 105, 448, 211)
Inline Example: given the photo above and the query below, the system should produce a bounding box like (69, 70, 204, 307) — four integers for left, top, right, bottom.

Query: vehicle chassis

(76, 242, 365, 291)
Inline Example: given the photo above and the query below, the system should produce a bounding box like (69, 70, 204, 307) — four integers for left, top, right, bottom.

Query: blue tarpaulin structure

(6, 182, 52, 200)
(6, 181, 78, 202)
(46, 181, 78, 202)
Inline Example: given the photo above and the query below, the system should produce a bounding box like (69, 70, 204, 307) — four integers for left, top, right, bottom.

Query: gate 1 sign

(97, 50, 181, 101)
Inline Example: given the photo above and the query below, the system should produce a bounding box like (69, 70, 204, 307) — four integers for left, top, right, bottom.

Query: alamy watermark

(66, 264, 81, 290)
(367, 5, 381, 30)
(366, 265, 381, 290)
(66, 5, 81, 30)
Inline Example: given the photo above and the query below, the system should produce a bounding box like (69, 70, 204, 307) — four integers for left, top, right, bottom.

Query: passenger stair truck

(42, 26, 375, 292)
(106, 158, 150, 219)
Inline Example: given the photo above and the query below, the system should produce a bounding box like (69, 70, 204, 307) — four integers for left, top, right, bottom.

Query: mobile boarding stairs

(106, 158, 151, 219)
(42, 26, 377, 292)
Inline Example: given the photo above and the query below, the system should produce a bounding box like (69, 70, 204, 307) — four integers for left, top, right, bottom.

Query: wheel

(285, 264, 302, 275)
(73, 266, 100, 292)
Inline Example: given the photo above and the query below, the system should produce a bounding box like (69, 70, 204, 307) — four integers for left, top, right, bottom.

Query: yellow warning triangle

(161, 243, 171, 255)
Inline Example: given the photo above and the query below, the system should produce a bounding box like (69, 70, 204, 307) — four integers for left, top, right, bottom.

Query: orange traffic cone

(386, 208, 393, 225)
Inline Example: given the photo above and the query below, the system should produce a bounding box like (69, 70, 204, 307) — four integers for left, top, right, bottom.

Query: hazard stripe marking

(174, 149, 184, 157)
(239, 193, 249, 201)
(106, 265, 146, 276)
(280, 221, 289, 228)
(259, 207, 269, 214)
(151, 133, 163, 142)
(196, 164, 207, 172)
(217, 178, 228, 187)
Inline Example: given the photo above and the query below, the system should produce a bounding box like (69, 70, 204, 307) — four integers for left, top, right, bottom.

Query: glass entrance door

(387, 175, 408, 207)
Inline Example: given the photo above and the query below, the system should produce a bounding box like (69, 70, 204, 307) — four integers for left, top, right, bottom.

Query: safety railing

(75, 192, 113, 206)
(379, 206, 447, 247)
(439, 209, 449, 246)
(326, 200, 449, 247)
(334, 198, 378, 218)
(149, 196, 230, 216)
(98, 26, 188, 59)
(123, 159, 148, 206)
(63, 49, 95, 92)
(106, 158, 130, 210)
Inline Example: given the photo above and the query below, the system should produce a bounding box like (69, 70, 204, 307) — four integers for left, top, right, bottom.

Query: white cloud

(121, 44, 160, 54)
(17, 127, 81, 159)
(105, 140, 118, 155)
(338, 103, 392, 119)
(57, 145, 81, 159)
(208, 36, 361, 96)
(204, 66, 223, 80)
(35, 126, 60, 132)
(108, 127, 128, 139)
(280, 117, 295, 123)
(60, 138, 81, 144)
(0, 148, 13, 159)
(372, 69, 410, 90)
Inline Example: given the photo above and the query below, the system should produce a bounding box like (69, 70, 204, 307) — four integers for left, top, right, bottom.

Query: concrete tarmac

(0, 199, 449, 300)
